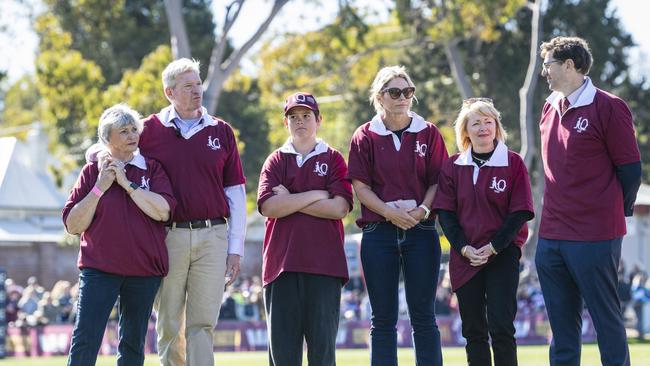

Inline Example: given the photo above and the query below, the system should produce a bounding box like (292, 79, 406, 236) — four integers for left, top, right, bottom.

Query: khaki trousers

(154, 224, 228, 366)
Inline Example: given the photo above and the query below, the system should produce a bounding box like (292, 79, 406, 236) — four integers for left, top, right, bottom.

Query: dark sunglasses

(381, 87, 416, 99)
(463, 97, 493, 106)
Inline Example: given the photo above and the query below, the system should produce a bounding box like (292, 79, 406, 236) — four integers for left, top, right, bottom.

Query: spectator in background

(631, 271, 649, 340)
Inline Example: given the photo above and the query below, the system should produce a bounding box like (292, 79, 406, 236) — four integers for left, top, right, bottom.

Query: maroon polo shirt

(138, 114, 246, 222)
(540, 82, 640, 241)
(62, 157, 177, 276)
(347, 113, 449, 227)
(433, 144, 534, 291)
(257, 142, 353, 286)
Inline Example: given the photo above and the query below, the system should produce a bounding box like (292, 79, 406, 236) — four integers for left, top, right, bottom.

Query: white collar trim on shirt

(125, 151, 147, 170)
(454, 141, 508, 184)
(279, 138, 329, 167)
(156, 105, 216, 138)
(546, 77, 597, 114)
(368, 111, 428, 151)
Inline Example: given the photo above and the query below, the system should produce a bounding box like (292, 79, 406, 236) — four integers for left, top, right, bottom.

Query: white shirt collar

(454, 141, 508, 185)
(368, 111, 428, 151)
(279, 138, 329, 167)
(157, 105, 216, 138)
(546, 77, 597, 113)
(126, 151, 147, 170)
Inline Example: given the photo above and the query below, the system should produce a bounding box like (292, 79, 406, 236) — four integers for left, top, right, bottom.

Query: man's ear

(164, 86, 174, 99)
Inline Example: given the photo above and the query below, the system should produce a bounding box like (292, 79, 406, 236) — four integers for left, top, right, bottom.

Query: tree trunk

(518, 0, 544, 259)
(164, 0, 191, 59)
(444, 38, 474, 99)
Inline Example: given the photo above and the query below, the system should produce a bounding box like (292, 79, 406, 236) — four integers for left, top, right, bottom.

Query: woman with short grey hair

(63, 104, 177, 366)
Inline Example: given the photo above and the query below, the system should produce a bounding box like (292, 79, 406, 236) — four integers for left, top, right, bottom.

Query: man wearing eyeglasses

(535, 36, 641, 366)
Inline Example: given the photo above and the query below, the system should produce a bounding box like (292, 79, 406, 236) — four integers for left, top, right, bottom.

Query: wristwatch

(128, 181, 139, 194)
(418, 204, 431, 220)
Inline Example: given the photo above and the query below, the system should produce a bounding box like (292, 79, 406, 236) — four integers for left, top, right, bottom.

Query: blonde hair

(368, 65, 416, 115)
(453, 100, 507, 152)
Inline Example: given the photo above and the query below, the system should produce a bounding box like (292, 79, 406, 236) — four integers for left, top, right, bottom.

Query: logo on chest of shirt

(489, 176, 507, 193)
(573, 116, 589, 133)
(207, 135, 221, 150)
(414, 140, 427, 158)
(140, 176, 150, 190)
(313, 161, 328, 177)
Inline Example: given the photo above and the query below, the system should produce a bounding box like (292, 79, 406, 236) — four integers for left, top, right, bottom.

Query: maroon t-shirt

(257, 142, 353, 286)
(138, 114, 246, 222)
(540, 83, 640, 241)
(62, 157, 177, 276)
(347, 113, 448, 227)
(433, 144, 534, 291)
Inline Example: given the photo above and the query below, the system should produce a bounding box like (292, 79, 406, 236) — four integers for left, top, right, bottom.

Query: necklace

(472, 154, 489, 165)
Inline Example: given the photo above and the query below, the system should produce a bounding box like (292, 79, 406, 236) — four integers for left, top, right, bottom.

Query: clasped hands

(461, 243, 497, 267)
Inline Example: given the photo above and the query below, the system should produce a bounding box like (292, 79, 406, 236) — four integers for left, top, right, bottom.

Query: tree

(164, 0, 290, 114)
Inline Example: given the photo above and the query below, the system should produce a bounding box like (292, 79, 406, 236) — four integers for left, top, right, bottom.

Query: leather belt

(169, 218, 226, 230)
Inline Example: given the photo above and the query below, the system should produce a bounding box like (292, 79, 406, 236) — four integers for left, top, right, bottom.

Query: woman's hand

(462, 245, 490, 267)
(407, 207, 427, 222)
(383, 206, 419, 230)
(106, 160, 129, 188)
(95, 157, 116, 192)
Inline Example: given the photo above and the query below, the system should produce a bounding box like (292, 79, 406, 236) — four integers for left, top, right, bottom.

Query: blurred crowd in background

(5, 258, 650, 339)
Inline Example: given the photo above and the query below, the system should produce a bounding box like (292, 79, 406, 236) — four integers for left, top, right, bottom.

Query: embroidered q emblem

(489, 176, 506, 193)
(313, 161, 328, 177)
(140, 176, 150, 190)
(573, 117, 589, 133)
(414, 140, 427, 158)
(207, 135, 221, 150)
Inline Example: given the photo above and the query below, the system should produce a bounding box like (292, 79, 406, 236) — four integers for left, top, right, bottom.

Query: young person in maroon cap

(257, 92, 353, 366)
(536, 36, 641, 366)
(347, 65, 448, 366)
(63, 104, 176, 366)
(433, 99, 534, 366)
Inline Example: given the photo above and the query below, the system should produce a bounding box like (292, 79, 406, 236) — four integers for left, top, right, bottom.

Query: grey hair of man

(162, 58, 201, 89)
(368, 65, 417, 116)
(97, 104, 143, 145)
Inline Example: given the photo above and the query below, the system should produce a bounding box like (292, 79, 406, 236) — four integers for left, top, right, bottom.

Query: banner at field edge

(4, 312, 596, 357)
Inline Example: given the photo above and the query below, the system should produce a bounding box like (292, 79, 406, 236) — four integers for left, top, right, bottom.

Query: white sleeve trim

(224, 183, 247, 257)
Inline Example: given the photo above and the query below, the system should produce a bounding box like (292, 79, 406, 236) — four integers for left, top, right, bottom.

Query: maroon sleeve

(257, 151, 283, 213)
(222, 122, 247, 187)
(431, 160, 457, 212)
(327, 150, 354, 210)
(426, 125, 449, 186)
(507, 153, 535, 216)
(147, 158, 178, 221)
(61, 163, 98, 231)
(346, 125, 372, 185)
(603, 96, 641, 166)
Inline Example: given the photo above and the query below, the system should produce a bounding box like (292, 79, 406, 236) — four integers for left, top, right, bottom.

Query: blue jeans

(535, 237, 629, 366)
(361, 221, 442, 366)
(67, 268, 161, 366)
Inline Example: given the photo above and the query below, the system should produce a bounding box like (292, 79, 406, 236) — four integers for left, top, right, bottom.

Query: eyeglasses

(381, 87, 416, 100)
(542, 59, 563, 71)
(463, 97, 493, 106)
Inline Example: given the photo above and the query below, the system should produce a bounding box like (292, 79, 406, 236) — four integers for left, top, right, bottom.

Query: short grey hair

(162, 58, 201, 89)
(97, 104, 143, 145)
(369, 65, 416, 115)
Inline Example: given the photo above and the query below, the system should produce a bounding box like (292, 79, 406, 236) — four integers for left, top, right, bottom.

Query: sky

(1, 0, 649, 83)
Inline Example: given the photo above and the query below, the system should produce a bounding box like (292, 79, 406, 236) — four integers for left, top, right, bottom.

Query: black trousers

(264, 272, 342, 366)
(456, 245, 520, 366)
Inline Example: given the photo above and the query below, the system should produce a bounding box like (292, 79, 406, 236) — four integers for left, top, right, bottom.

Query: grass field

(1, 344, 649, 365)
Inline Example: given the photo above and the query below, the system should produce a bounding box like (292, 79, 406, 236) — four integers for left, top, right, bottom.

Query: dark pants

(264, 272, 341, 366)
(360, 221, 442, 366)
(67, 268, 161, 366)
(456, 244, 520, 366)
(535, 237, 630, 366)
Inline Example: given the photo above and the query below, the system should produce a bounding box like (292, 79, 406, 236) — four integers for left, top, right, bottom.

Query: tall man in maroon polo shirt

(141, 58, 247, 366)
(535, 37, 641, 366)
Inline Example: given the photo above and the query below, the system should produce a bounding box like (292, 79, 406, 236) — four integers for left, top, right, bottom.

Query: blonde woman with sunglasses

(347, 65, 448, 366)
(432, 99, 534, 366)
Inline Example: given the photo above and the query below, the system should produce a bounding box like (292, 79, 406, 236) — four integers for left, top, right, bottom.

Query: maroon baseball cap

(284, 92, 320, 115)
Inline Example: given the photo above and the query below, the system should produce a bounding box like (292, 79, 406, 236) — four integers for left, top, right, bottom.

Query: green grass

(1, 344, 649, 365)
